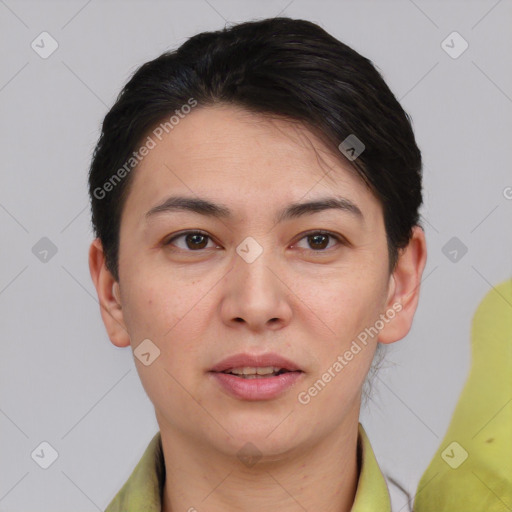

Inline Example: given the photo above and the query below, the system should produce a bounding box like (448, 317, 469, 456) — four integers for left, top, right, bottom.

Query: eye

(293, 230, 345, 251)
(162, 229, 346, 253)
(163, 230, 218, 251)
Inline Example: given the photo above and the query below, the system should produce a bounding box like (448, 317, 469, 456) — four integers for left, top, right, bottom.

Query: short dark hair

(88, 17, 423, 282)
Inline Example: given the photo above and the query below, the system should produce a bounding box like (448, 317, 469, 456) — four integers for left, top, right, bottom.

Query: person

(88, 16, 427, 511)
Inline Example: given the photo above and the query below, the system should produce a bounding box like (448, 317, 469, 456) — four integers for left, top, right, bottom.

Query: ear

(378, 225, 427, 344)
(88, 238, 131, 348)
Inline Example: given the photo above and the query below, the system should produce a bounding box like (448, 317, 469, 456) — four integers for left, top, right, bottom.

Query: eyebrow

(145, 195, 364, 224)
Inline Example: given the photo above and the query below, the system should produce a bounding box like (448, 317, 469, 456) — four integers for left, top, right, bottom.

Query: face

(96, 104, 409, 459)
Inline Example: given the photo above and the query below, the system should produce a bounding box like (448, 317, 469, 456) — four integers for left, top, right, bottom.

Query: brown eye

(164, 231, 215, 251)
(294, 231, 344, 251)
(308, 233, 330, 250)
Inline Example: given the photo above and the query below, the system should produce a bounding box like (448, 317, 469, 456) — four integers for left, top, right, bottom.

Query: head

(88, 18, 426, 458)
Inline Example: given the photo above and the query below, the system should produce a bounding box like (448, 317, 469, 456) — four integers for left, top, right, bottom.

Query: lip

(210, 371, 303, 401)
(208, 352, 304, 401)
(209, 352, 301, 373)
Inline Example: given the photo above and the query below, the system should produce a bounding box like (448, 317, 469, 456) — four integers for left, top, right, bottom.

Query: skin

(89, 104, 427, 512)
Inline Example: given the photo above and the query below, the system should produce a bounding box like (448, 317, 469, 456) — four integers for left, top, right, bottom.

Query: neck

(159, 411, 361, 512)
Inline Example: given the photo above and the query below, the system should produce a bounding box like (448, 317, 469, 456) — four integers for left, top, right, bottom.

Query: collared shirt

(104, 423, 391, 511)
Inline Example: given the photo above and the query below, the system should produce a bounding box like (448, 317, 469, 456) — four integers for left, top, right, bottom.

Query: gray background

(1, 0, 511, 510)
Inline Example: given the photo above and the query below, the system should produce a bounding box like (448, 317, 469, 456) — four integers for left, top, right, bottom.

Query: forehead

(140, 105, 354, 179)
(121, 105, 382, 225)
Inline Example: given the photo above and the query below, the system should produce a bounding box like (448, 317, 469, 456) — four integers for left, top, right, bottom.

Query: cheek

(295, 275, 387, 401)
(122, 266, 186, 330)
(121, 286, 161, 342)
(120, 277, 205, 407)
(122, 271, 212, 366)
(297, 270, 385, 340)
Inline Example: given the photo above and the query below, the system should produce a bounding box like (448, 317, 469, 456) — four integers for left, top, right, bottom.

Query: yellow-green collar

(104, 423, 390, 511)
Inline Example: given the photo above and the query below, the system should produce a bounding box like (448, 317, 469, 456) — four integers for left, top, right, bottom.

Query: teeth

(229, 366, 283, 376)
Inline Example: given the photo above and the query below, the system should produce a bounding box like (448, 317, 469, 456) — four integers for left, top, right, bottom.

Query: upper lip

(210, 353, 302, 373)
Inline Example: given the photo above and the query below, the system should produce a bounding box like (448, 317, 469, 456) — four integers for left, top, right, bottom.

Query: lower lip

(209, 371, 304, 401)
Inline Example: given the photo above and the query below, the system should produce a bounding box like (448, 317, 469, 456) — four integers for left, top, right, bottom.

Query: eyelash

(162, 230, 346, 252)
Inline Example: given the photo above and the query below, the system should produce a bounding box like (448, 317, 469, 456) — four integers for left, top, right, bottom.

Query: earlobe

(378, 225, 427, 344)
(88, 238, 131, 348)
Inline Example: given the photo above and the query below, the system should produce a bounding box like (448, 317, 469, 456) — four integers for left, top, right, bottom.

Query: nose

(220, 246, 293, 332)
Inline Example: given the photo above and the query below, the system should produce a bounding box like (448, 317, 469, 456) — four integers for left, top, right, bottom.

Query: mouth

(209, 352, 302, 376)
(208, 355, 304, 400)
(218, 366, 299, 379)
